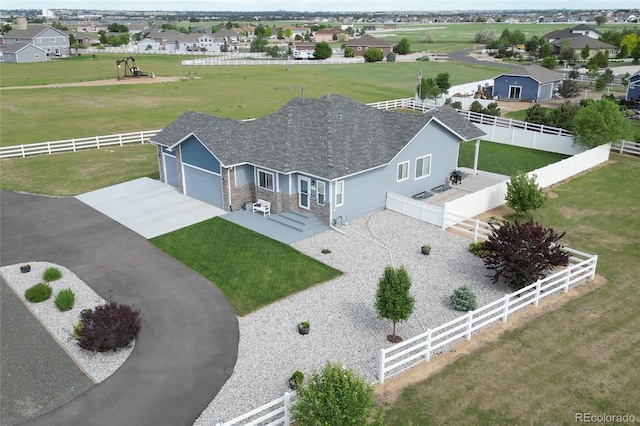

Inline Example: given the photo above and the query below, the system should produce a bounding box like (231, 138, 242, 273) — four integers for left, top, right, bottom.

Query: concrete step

(268, 212, 322, 232)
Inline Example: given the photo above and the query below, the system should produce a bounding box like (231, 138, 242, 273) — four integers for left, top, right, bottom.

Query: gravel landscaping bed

(195, 209, 511, 424)
(0, 262, 133, 383)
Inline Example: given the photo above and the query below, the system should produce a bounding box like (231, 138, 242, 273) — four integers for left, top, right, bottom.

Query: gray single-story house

(1, 43, 47, 63)
(493, 65, 564, 102)
(626, 71, 640, 101)
(150, 94, 485, 226)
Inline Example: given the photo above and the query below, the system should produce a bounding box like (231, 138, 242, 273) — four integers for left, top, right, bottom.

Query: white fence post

(283, 391, 292, 425)
(534, 280, 542, 307)
(425, 329, 432, 361)
(563, 267, 571, 293)
(590, 255, 598, 279)
(96, 135, 100, 149)
(119, 134, 123, 146)
(473, 219, 479, 241)
(21, 144, 26, 158)
(502, 294, 509, 322)
(72, 139, 76, 152)
(378, 349, 386, 384)
(47, 142, 52, 154)
(466, 311, 473, 340)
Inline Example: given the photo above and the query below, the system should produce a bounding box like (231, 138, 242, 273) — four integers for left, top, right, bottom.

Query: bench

(252, 199, 271, 216)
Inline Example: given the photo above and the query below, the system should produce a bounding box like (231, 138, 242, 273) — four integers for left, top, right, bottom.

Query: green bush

(43, 267, 62, 282)
(54, 289, 75, 311)
(25, 283, 52, 303)
(468, 241, 491, 258)
(451, 285, 477, 311)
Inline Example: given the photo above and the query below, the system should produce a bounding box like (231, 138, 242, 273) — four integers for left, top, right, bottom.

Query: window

(36, 37, 42, 43)
(317, 181, 326, 205)
(50, 37, 56, 42)
(415, 155, 432, 179)
(335, 181, 344, 206)
(257, 170, 274, 191)
(397, 161, 409, 182)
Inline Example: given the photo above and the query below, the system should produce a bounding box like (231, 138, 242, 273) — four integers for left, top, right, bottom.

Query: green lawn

(150, 217, 342, 316)
(0, 144, 158, 196)
(458, 140, 569, 176)
(383, 154, 640, 425)
(0, 53, 505, 146)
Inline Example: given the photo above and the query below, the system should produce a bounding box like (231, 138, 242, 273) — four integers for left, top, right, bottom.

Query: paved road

(0, 191, 239, 426)
(448, 48, 520, 71)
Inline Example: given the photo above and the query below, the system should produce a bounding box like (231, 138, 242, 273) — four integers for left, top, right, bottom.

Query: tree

(620, 34, 639, 58)
(375, 266, 415, 343)
(524, 104, 549, 125)
(588, 50, 609, 68)
(556, 79, 580, 99)
(419, 78, 440, 102)
(254, 24, 266, 38)
(541, 56, 557, 69)
(572, 98, 632, 148)
(469, 100, 484, 113)
(632, 42, 640, 64)
(483, 102, 501, 117)
(277, 28, 284, 39)
(594, 15, 607, 26)
(264, 26, 273, 38)
(435, 72, 451, 95)
(292, 362, 384, 426)
(506, 172, 546, 216)
(525, 36, 540, 59)
(484, 220, 570, 290)
(250, 36, 268, 52)
(285, 29, 292, 39)
(474, 28, 497, 44)
(580, 44, 591, 60)
(539, 42, 552, 58)
(393, 37, 411, 55)
(548, 100, 579, 131)
(314, 41, 332, 59)
(568, 69, 580, 80)
(386, 51, 396, 62)
(558, 42, 576, 62)
(344, 46, 355, 57)
(363, 47, 383, 62)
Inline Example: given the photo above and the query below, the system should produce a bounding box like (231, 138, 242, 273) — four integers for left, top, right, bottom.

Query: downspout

(227, 167, 232, 211)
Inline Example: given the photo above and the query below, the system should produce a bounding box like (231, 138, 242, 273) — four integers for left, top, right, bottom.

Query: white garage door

(163, 153, 178, 187)
(183, 164, 223, 208)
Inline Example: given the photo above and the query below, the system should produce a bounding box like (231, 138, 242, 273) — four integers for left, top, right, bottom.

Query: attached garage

(163, 151, 178, 187)
(183, 164, 223, 207)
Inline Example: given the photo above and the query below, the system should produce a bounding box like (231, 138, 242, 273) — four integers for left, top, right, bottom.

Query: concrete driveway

(0, 190, 239, 426)
(75, 177, 226, 239)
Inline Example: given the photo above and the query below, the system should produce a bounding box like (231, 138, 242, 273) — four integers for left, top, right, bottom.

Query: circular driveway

(0, 190, 239, 426)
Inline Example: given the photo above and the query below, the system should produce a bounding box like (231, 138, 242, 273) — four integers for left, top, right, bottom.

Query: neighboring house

(174, 33, 222, 53)
(626, 71, 640, 101)
(147, 29, 185, 50)
(150, 94, 485, 227)
(1, 43, 47, 63)
(493, 65, 564, 102)
(137, 37, 160, 53)
(314, 27, 347, 42)
(345, 34, 393, 56)
(2, 24, 70, 59)
(213, 28, 240, 45)
(67, 31, 99, 46)
(292, 42, 315, 58)
(549, 35, 617, 57)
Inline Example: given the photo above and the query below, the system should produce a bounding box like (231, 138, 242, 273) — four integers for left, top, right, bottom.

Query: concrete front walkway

(75, 177, 226, 239)
(0, 190, 239, 426)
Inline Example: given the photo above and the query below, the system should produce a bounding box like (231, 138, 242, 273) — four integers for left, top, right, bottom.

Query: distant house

(1, 43, 47, 63)
(137, 37, 160, 53)
(1, 24, 70, 60)
(493, 65, 564, 102)
(314, 27, 347, 42)
(149, 94, 485, 226)
(626, 71, 640, 101)
(147, 29, 185, 51)
(549, 35, 617, 57)
(174, 33, 223, 53)
(345, 34, 393, 56)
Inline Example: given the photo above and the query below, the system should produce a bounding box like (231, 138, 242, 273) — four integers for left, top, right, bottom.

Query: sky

(1, 0, 639, 12)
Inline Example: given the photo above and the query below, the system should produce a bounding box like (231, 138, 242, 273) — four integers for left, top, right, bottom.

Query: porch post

(473, 139, 480, 175)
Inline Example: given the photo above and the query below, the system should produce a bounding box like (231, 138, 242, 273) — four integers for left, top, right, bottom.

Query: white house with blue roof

(150, 94, 485, 227)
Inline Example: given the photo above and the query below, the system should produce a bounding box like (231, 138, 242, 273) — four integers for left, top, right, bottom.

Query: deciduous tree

(594, 15, 607, 26)
(375, 266, 415, 342)
(572, 98, 632, 148)
(393, 37, 411, 55)
(484, 220, 569, 290)
(313, 41, 332, 59)
(505, 171, 546, 216)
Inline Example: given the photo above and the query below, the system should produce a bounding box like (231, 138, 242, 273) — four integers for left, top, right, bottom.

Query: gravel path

(196, 209, 511, 424)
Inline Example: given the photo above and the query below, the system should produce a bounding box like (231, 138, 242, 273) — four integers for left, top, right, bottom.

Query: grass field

(383, 154, 640, 424)
(458, 140, 569, 176)
(150, 217, 342, 316)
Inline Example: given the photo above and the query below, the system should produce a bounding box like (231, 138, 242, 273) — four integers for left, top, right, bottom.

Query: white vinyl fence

(612, 139, 640, 156)
(217, 391, 297, 426)
(182, 57, 364, 66)
(0, 130, 160, 159)
(378, 246, 597, 384)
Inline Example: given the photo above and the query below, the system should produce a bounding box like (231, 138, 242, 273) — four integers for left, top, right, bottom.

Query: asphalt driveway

(0, 190, 239, 426)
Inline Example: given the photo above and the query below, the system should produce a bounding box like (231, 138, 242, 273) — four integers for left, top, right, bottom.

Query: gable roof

(1, 42, 46, 54)
(495, 65, 564, 84)
(346, 34, 393, 48)
(151, 94, 484, 180)
(571, 23, 601, 35)
(4, 24, 67, 39)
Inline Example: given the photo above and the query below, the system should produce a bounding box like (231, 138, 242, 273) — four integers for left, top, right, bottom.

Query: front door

(298, 177, 310, 209)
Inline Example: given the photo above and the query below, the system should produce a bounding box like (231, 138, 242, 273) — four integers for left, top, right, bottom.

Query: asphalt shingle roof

(496, 64, 564, 84)
(152, 94, 485, 180)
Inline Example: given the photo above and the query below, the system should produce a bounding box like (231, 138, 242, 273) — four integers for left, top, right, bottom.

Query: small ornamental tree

(393, 37, 411, 55)
(292, 362, 384, 426)
(363, 47, 383, 62)
(556, 78, 580, 99)
(375, 266, 415, 343)
(484, 220, 570, 290)
(524, 104, 549, 125)
(313, 41, 332, 59)
(505, 172, 546, 216)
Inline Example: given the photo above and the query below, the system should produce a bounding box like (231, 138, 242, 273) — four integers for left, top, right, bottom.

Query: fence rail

(218, 391, 296, 426)
(613, 139, 640, 156)
(182, 57, 364, 66)
(378, 247, 597, 384)
(0, 130, 160, 159)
